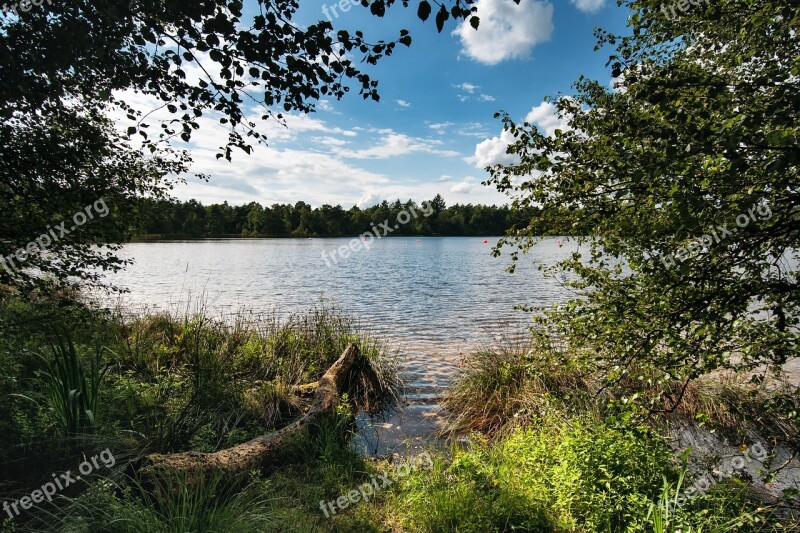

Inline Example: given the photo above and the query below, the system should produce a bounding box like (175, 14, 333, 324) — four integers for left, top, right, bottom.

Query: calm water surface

(101, 236, 578, 453)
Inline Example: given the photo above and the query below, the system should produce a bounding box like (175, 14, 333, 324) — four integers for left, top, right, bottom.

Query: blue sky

(158, 0, 631, 208)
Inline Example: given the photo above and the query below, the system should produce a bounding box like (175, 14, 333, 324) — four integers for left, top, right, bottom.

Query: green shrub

(391, 415, 774, 532)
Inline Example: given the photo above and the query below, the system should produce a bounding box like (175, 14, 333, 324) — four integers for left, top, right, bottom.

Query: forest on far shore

(132, 194, 568, 238)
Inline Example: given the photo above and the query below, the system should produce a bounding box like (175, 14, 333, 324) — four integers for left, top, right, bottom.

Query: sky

(134, 0, 631, 209)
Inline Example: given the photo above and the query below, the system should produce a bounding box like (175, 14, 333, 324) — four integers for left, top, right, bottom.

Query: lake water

(100, 236, 578, 453)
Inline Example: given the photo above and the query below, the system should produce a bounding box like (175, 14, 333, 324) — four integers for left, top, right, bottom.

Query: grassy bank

(1, 291, 797, 531)
(0, 292, 402, 531)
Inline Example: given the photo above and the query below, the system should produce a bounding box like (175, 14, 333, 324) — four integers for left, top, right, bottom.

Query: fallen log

(140, 343, 359, 484)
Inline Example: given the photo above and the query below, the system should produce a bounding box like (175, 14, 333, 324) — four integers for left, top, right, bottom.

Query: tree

(430, 194, 447, 213)
(489, 0, 799, 410)
(0, 108, 186, 292)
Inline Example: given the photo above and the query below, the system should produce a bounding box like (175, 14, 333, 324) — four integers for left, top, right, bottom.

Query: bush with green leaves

(488, 0, 799, 418)
(390, 415, 779, 532)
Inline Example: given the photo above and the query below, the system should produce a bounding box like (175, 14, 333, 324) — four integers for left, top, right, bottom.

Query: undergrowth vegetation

(2, 290, 797, 532)
(0, 292, 402, 531)
(432, 337, 799, 531)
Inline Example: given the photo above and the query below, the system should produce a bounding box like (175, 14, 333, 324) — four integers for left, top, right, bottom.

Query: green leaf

(435, 6, 449, 33)
(417, 0, 431, 21)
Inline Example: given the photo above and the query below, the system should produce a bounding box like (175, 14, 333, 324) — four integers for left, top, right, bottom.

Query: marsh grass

(0, 296, 403, 532)
(46, 473, 276, 533)
(39, 337, 107, 436)
(441, 336, 596, 436)
(98, 304, 403, 453)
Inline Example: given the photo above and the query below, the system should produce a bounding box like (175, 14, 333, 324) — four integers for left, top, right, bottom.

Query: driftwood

(141, 344, 359, 484)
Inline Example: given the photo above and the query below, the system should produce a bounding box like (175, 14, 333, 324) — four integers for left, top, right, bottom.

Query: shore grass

(0, 294, 402, 531)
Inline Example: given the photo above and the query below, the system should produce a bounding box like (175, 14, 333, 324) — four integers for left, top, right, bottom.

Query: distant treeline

(131, 194, 564, 238)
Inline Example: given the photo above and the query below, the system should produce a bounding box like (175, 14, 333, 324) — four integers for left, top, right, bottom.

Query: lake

(100, 236, 578, 453)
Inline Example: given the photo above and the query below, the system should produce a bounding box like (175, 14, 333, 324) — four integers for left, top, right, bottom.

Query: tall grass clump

(442, 337, 594, 436)
(38, 337, 107, 436)
(53, 474, 275, 533)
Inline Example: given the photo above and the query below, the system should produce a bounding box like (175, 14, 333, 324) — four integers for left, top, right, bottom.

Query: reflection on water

(100, 236, 578, 454)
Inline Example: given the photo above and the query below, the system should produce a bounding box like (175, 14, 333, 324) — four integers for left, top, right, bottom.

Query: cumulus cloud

(339, 133, 461, 159)
(395, 99, 411, 108)
(469, 129, 519, 168)
(437, 174, 453, 182)
(450, 181, 474, 194)
(479, 94, 496, 102)
(453, 0, 554, 65)
(525, 101, 571, 136)
(357, 191, 384, 208)
(570, 0, 606, 13)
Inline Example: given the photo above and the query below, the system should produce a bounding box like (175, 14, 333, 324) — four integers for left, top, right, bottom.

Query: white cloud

(610, 72, 627, 94)
(339, 133, 461, 159)
(395, 99, 412, 108)
(437, 174, 453, 182)
(525, 101, 571, 137)
(453, 0, 554, 65)
(453, 82, 479, 93)
(451, 181, 474, 194)
(357, 191, 384, 208)
(479, 94, 496, 102)
(456, 122, 492, 138)
(468, 101, 570, 170)
(428, 121, 455, 134)
(312, 136, 349, 147)
(469, 129, 519, 168)
(570, 0, 606, 13)
(317, 99, 334, 112)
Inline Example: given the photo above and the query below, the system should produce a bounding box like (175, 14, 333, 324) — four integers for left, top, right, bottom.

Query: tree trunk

(140, 344, 359, 485)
